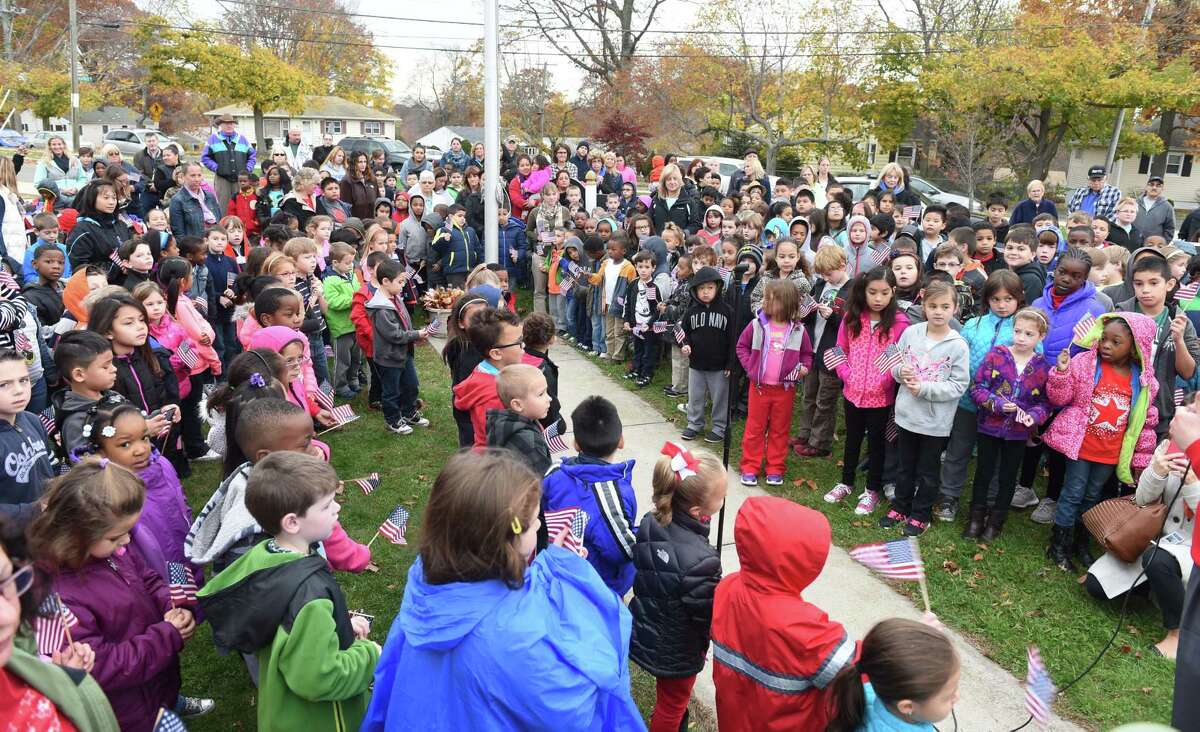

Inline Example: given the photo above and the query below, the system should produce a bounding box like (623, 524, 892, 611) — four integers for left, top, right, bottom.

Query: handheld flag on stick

(1073, 314, 1097, 344)
(153, 709, 188, 732)
(167, 562, 198, 606)
(544, 507, 588, 557)
(330, 403, 358, 426)
(1176, 282, 1200, 302)
(1025, 645, 1055, 726)
(874, 344, 903, 374)
(175, 341, 200, 370)
(34, 593, 78, 656)
(38, 407, 55, 436)
(674, 323, 686, 345)
(849, 537, 929, 611)
(823, 346, 847, 370)
(902, 204, 922, 221)
(349, 473, 380, 495)
(870, 246, 891, 267)
(544, 422, 571, 454)
(885, 417, 899, 442)
(404, 264, 424, 284)
(371, 506, 410, 547)
(797, 295, 816, 319)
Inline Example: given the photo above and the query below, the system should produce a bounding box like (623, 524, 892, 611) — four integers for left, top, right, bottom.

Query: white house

(17, 106, 148, 146)
(203, 95, 401, 148)
(1066, 141, 1197, 211)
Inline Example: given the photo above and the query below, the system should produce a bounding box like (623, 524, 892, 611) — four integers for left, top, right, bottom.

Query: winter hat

(467, 284, 502, 308)
(846, 214, 872, 238)
(704, 204, 725, 221)
(736, 244, 764, 271)
(637, 195, 652, 210)
(57, 208, 79, 234)
(342, 217, 366, 239)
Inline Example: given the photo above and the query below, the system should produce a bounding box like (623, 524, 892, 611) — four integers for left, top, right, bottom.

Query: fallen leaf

(417, 475, 428, 481)
(1127, 625, 1142, 636)
(1119, 644, 1133, 654)
(1135, 651, 1143, 659)
(1035, 568, 1049, 578)
(973, 553, 984, 562)
(836, 460, 844, 467)
(965, 577, 977, 588)
(1024, 609, 1045, 618)
(942, 560, 961, 575)
(972, 569, 985, 580)
(1142, 687, 1153, 694)
(995, 548, 1005, 555)
(976, 544, 989, 551)
(793, 478, 805, 486)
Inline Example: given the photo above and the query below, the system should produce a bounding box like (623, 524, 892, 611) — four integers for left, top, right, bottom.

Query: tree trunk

(1150, 110, 1175, 179)
(763, 143, 777, 176)
(253, 105, 265, 157)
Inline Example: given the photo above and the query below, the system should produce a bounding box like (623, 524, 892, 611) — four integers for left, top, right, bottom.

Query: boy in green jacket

(198, 451, 379, 732)
(324, 242, 364, 399)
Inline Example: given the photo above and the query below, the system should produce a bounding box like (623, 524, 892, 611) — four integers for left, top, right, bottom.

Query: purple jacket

(54, 548, 183, 732)
(736, 311, 813, 389)
(139, 451, 194, 570)
(970, 346, 1052, 440)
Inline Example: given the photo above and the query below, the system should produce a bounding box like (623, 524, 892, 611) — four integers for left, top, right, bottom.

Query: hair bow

(661, 441, 699, 480)
(249, 372, 266, 388)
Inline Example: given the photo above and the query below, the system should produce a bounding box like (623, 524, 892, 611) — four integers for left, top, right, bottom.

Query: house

(17, 106, 148, 146)
(415, 126, 485, 154)
(203, 95, 401, 148)
(1065, 128, 1197, 211)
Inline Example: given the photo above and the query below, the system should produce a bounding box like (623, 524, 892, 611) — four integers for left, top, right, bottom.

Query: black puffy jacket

(651, 193, 702, 235)
(629, 510, 721, 678)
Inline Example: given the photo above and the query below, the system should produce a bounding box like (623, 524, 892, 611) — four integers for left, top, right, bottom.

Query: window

(1167, 152, 1185, 176)
(52, 123, 66, 132)
(362, 120, 383, 135)
(322, 120, 343, 135)
(866, 141, 877, 165)
(896, 144, 916, 165)
(262, 118, 286, 140)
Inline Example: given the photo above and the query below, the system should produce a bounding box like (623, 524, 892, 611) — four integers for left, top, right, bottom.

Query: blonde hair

(1026, 179, 1045, 195)
(496, 363, 543, 406)
(465, 263, 501, 290)
(1014, 306, 1049, 335)
(283, 237, 319, 259)
(0, 157, 17, 193)
(1066, 211, 1092, 227)
(813, 243, 848, 273)
(39, 136, 71, 165)
(922, 279, 956, 306)
(651, 449, 724, 525)
(99, 143, 122, 159)
(263, 252, 297, 276)
(82, 285, 127, 316)
(1106, 246, 1130, 274)
(875, 162, 905, 189)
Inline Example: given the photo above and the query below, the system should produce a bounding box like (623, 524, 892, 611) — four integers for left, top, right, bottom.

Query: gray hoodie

(366, 288, 421, 368)
(398, 195, 429, 262)
(890, 322, 969, 437)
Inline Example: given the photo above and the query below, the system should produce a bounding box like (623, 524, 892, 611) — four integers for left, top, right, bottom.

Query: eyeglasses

(493, 339, 524, 350)
(284, 357, 305, 368)
(0, 564, 33, 599)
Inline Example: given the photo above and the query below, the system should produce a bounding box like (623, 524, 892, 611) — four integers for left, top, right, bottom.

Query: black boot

(981, 510, 1007, 542)
(1073, 524, 1096, 567)
(961, 506, 987, 539)
(1046, 525, 1076, 572)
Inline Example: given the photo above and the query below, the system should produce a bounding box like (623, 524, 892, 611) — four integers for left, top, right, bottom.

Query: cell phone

(161, 406, 177, 421)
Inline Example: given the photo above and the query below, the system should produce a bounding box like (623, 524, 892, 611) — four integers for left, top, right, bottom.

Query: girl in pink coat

(1043, 311, 1159, 571)
(823, 266, 910, 516)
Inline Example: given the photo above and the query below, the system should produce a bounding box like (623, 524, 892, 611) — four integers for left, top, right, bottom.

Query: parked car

(676, 155, 778, 195)
(835, 175, 935, 210)
(24, 131, 61, 149)
(0, 129, 27, 148)
(337, 136, 412, 172)
(908, 175, 980, 212)
(100, 129, 177, 157)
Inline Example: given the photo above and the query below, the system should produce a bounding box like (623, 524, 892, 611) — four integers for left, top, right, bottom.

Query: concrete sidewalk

(545, 342, 1083, 731)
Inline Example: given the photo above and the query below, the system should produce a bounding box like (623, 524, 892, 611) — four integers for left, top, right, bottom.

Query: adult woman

(430, 167, 456, 209)
(0, 530, 120, 731)
(615, 153, 637, 187)
(33, 136, 90, 205)
(553, 169, 573, 203)
(799, 164, 826, 207)
(320, 146, 348, 181)
(98, 145, 137, 182)
(280, 166, 319, 230)
(874, 162, 920, 210)
(814, 156, 838, 196)
(550, 143, 578, 182)
(651, 164, 701, 235)
(1083, 439, 1198, 659)
(148, 144, 181, 211)
(470, 142, 486, 170)
(339, 150, 378, 219)
(459, 165, 485, 239)
(1008, 179, 1058, 225)
(600, 151, 623, 195)
(507, 154, 536, 215)
(67, 179, 130, 271)
(0, 158, 26, 260)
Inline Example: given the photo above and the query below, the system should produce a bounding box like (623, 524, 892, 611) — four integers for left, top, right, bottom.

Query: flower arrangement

(421, 286, 464, 311)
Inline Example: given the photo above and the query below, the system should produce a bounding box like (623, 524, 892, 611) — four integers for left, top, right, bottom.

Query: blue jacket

(203, 252, 240, 322)
(21, 239, 70, 286)
(362, 549, 645, 731)
(200, 131, 256, 181)
(1032, 279, 1109, 357)
(542, 456, 638, 596)
(957, 311, 1016, 413)
(499, 216, 527, 275)
(1008, 198, 1059, 226)
(857, 682, 934, 731)
(431, 222, 483, 275)
(169, 188, 222, 240)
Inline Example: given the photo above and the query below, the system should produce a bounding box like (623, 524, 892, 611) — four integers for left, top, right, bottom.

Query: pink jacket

(239, 312, 319, 395)
(834, 311, 910, 408)
(1043, 312, 1159, 482)
(150, 313, 210, 384)
(172, 297, 221, 375)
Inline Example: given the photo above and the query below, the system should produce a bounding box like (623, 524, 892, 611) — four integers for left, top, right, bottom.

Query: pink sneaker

(824, 483, 854, 504)
(854, 490, 882, 515)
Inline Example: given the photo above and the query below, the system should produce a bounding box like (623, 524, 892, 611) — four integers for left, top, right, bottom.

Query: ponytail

(827, 663, 867, 732)
(156, 256, 192, 316)
(650, 444, 725, 526)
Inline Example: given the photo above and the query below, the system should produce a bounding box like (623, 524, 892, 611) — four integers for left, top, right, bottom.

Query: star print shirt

(1078, 362, 1133, 464)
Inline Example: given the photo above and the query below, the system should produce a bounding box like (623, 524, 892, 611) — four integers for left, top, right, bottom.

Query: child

(795, 244, 849, 458)
(698, 205, 724, 246)
(23, 212, 71, 285)
(542, 395, 639, 595)
(711, 497, 856, 730)
(218, 216, 250, 267)
(972, 221, 1003, 274)
(750, 238, 812, 314)
(116, 238, 155, 291)
(1044, 312, 1159, 571)
(679, 266, 734, 442)
(432, 204, 483, 289)
(28, 459, 211, 730)
(661, 254, 694, 399)
(485, 363, 553, 476)
(197, 230, 237, 367)
(226, 174, 260, 244)
(366, 259, 430, 435)
(827, 618, 959, 732)
(918, 205, 947, 264)
(1036, 228, 1061, 272)
(521, 312, 564, 433)
(825, 267, 910, 516)
(623, 251, 666, 387)
(201, 348, 284, 461)
(283, 237, 330, 389)
(630, 443, 726, 732)
(441, 291, 491, 446)
(963, 307, 1052, 540)
(304, 214, 333, 272)
(362, 450, 642, 729)
(736, 280, 813, 486)
(323, 242, 363, 399)
(1032, 247, 1109, 357)
(23, 243, 66, 330)
(881, 280, 969, 536)
(51, 330, 121, 457)
(247, 323, 335, 428)
(454, 306, 523, 448)
(932, 242, 979, 319)
(1004, 226, 1046, 307)
(597, 233, 636, 363)
(0, 350, 55, 534)
(198, 451, 379, 732)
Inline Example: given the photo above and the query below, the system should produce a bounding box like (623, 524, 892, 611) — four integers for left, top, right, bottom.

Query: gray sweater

(366, 288, 422, 368)
(890, 322, 970, 437)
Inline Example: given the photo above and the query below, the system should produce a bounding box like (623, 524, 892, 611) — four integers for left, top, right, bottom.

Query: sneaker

(932, 497, 959, 522)
(854, 490, 882, 516)
(388, 420, 414, 435)
(635, 376, 651, 388)
(765, 474, 784, 486)
(1030, 498, 1057, 524)
(664, 386, 687, 398)
(193, 449, 223, 462)
(883, 483, 896, 501)
(879, 509, 907, 528)
(824, 483, 854, 504)
(704, 431, 723, 444)
(680, 428, 699, 441)
(176, 696, 215, 718)
(794, 444, 831, 458)
(1011, 485, 1040, 509)
(676, 403, 687, 414)
(404, 412, 431, 428)
(741, 473, 759, 486)
(902, 518, 930, 537)
(624, 371, 638, 380)
(599, 352, 609, 359)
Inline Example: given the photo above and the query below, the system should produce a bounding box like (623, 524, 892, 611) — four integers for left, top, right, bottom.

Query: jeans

(841, 400, 889, 492)
(562, 292, 576, 335)
(366, 358, 382, 406)
(891, 427, 949, 523)
(548, 293, 563, 331)
(591, 310, 606, 355)
(573, 296, 591, 348)
(333, 333, 363, 393)
(686, 368, 729, 437)
(1055, 458, 1116, 528)
(970, 433, 1026, 511)
(213, 319, 240, 371)
(377, 356, 420, 428)
(180, 372, 211, 458)
(1084, 546, 1185, 629)
(1173, 573, 1200, 728)
(632, 332, 659, 378)
(307, 331, 330, 388)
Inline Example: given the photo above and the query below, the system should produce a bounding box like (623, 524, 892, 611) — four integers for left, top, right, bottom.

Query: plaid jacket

(1067, 184, 1122, 221)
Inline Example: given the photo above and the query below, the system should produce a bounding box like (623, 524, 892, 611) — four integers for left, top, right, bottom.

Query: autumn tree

(591, 111, 650, 160)
(402, 52, 483, 130)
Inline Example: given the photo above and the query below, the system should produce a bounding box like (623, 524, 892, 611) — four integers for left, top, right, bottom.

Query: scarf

(187, 186, 217, 225)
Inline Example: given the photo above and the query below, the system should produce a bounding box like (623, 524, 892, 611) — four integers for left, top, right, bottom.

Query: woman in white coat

(1084, 439, 1200, 658)
(0, 158, 27, 261)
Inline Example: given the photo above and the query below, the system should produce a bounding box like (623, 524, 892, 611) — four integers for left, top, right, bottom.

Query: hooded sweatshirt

(485, 408, 552, 477)
(1117, 295, 1200, 434)
(365, 288, 421, 368)
(0, 410, 55, 531)
(360, 548, 644, 730)
(681, 267, 733, 371)
(889, 322, 970, 437)
(248, 326, 317, 416)
(1103, 245, 1167, 305)
(54, 388, 122, 460)
(453, 361, 503, 449)
(711, 497, 857, 731)
(736, 311, 814, 389)
(198, 541, 379, 732)
(1032, 278, 1110, 357)
(698, 204, 724, 246)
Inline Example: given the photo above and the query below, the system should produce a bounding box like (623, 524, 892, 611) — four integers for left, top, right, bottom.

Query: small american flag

(35, 593, 78, 656)
(797, 295, 816, 319)
(652, 321, 668, 333)
(404, 264, 424, 284)
(717, 266, 731, 280)
(886, 416, 899, 442)
(167, 562, 198, 605)
(645, 285, 657, 302)
(109, 248, 124, 268)
(902, 204, 922, 221)
(1176, 282, 1200, 302)
(39, 407, 55, 436)
(544, 507, 588, 557)
(674, 323, 686, 345)
(564, 260, 584, 278)
(823, 346, 847, 370)
(1025, 645, 1055, 725)
(379, 506, 410, 545)
(544, 422, 570, 454)
(849, 537, 925, 581)
(330, 403, 358, 425)
(176, 341, 200, 370)
(1073, 314, 1097, 344)
(559, 276, 574, 295)
(12, 329, 31, 353)
(870, 246, 891, 267)
(192, 295, 208, 316)
(1175, 388, 1186, 406)
(351, 473, 380, 495)
(226, 271, 237, 288)
(874, 343, 903, 374)
(312, 388, 336, 412)
(324, 344, 334, 359)
(153, 709, 188, 732)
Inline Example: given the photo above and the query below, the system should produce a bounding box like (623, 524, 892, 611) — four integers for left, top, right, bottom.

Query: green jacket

(323, 270, 361, 339)
(6, 638, 120, 732)
(198, 540, 379, 732)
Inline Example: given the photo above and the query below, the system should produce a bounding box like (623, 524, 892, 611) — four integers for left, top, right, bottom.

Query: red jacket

(711, 497, 858, 731)
(452, 363, 503, 448)
(225, 190, 260, 241)
(350, 283, 374, 358)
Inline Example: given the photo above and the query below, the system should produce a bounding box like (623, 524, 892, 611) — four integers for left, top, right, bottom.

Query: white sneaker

(388, 420, 414, 435)
(676, 403, 687, 414)
(824, 483, 854, 504)
(854, 490, 882, 515)
(405, 412, 431, 428)
(1030, 498, 1057, 524)
(1010, 485, 1040, 509)
(193, 449, 223, 462)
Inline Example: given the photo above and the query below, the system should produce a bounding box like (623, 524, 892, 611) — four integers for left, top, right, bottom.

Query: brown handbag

(1081, 496, 1167, 563)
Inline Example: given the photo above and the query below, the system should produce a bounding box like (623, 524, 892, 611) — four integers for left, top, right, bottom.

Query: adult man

(282, 128, 312, 170)
(1067, 165, 1121, 221)
(132, 132, 163, 216)
(169, 162, 221, 238)
(568, 141, 591, 181)
(200, 114, 256, 210)
(500, 136, 520, 180)
(398, 144, 432, 180)
(1135, 174, 1176, 241)
(725, 150, 771, 198)
(311, 134, 335, 166)
(440, 138, 470, 173)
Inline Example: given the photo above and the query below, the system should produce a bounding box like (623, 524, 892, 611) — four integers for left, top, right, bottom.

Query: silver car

(98, 129, 177, 157)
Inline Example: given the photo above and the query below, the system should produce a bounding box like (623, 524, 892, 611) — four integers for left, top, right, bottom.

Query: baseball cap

(1148, 174, 1165, 184)
(1087, 165, 1106, 178)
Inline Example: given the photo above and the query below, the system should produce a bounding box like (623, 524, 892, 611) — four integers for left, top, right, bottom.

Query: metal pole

(482, 0, 499, 264)
(68, 0, 79, 151)
(1103, 0, 1157, 172)
(716, 265, 746, 550)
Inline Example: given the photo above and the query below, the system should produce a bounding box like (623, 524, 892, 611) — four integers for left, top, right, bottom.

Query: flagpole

(909, 537, 931, 614)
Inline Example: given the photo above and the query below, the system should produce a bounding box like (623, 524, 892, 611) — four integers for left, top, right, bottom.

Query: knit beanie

(736, 244, 764, 271)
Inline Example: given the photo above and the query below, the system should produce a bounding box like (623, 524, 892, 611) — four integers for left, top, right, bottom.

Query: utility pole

(483, 0, 499, 264)
(68, 0, 79, 150)
(0, 0, 23, 62)
(1103, 0, 1158, 172)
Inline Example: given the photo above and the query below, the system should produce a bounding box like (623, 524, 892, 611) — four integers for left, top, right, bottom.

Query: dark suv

(336, 137, 412, 172)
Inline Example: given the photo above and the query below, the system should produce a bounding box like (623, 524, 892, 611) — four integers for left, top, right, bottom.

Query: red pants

(740, 383, 795, 476)
(651, 675, 697, 732)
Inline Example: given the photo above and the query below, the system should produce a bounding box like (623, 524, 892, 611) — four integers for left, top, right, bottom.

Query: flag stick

(63, 622, 74, 648)
(908, 536, 931, 613)
(366, 530, 380, 549)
